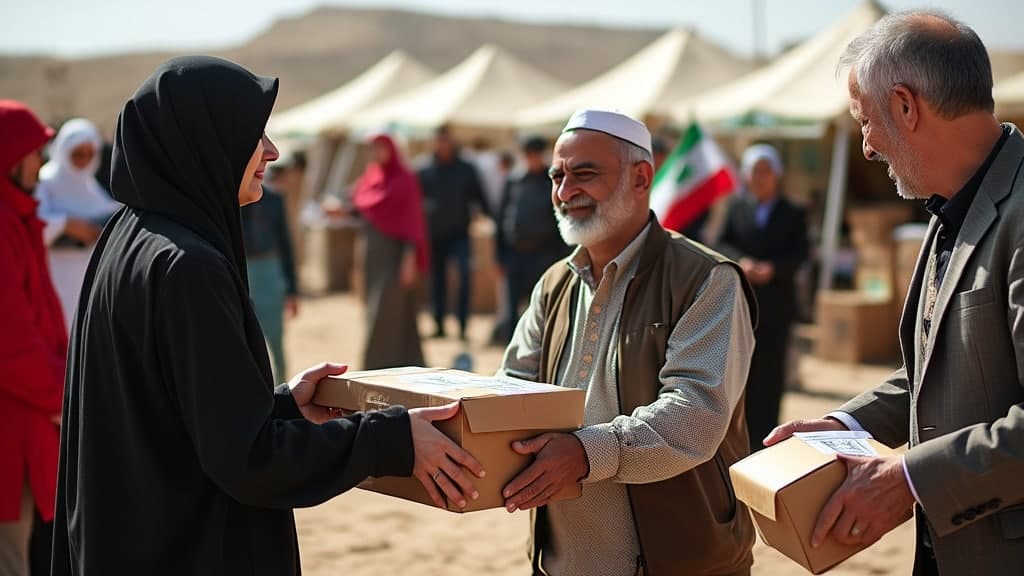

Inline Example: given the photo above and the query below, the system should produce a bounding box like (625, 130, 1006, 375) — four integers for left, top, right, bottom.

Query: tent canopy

(672, 1, 885, 126)
(267, 51, 435, 138)
(995, 70, 1024, 117)
(518, 28, 751, 129)
(350, 44, 568, 133)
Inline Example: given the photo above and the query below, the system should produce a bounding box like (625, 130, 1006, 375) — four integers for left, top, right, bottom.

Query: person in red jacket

(0, 100, 66, 576)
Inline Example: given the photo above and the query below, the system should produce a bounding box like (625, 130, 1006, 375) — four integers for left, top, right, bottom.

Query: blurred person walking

(35, 118, 120, 327)
(0, 100, 66, 576)
(352, 133, 429, 369)
(241, 180, 299, 383)
(493, 136, 568, 345)
(716, 144, 808, 449)
(50, 57, 483, 576)
(417, 125, 489, 341)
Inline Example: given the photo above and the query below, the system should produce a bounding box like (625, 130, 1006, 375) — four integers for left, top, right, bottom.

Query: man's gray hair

(616, 138, 654, 169)
(839, 10, 994, 121)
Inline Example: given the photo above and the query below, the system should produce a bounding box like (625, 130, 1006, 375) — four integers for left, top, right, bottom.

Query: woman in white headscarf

(36, 118, 120, 326)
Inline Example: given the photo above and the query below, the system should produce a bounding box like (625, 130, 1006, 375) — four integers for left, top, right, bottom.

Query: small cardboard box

(729, 435, 898, 574)
(312, 366, 585, 512)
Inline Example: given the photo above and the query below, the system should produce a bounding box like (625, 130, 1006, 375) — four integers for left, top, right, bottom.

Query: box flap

(391, 370, 570, 399)
(312, 367, 446, 410)
(729, 437, 838, 521)
(313, 368, 585, 429)
(462, 389, 584, 433)
(339, 366, 440, 380)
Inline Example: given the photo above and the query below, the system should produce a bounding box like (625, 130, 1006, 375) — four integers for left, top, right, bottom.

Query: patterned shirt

(501, 223, 755, 576)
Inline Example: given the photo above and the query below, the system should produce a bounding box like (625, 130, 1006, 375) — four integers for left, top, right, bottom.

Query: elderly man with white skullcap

(500, 109, 758, 576)
(716, 143, 809, 451)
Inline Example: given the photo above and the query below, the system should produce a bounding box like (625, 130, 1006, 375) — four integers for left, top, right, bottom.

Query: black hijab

(110, 55, 278, 286)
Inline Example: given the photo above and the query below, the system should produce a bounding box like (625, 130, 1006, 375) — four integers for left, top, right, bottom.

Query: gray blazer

(839, 124, 1024, 575)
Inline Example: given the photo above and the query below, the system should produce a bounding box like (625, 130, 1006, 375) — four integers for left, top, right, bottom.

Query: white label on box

(399, 373, 557, 395)
(793, 431, 878, 457)
(344, 366, 429, 379)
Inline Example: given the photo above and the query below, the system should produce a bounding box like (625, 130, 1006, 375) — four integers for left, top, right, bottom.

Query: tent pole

(324, 138, 358, 203)
(818, 120, 850, 292)
(302, 138, 331, 204)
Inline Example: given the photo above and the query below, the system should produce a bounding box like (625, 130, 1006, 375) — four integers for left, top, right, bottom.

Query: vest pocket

(704, 453, 737, 523)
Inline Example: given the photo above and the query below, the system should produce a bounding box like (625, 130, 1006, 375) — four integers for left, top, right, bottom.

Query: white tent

(518, 29, 751, 129)
(350, 44, 568, 133)
(671, 1, 885, 125)
(267, 51, 435, 138)
(995, 70, 1024, 118)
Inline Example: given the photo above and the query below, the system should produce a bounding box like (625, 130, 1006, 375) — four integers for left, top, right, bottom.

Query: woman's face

(238, 133, 279, 206)
(69, 142, 96, 171)
(372, 140, 392, 166)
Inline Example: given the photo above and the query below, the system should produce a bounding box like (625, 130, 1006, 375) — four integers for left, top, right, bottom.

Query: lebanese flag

(650, 122, 738, 232)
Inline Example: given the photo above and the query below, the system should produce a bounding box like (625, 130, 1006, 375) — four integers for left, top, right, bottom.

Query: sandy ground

(284, 293, 916, 575)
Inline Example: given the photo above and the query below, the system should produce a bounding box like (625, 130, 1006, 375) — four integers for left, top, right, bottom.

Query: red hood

(0, 100, 53, 216)
(0, 100, 53, 172)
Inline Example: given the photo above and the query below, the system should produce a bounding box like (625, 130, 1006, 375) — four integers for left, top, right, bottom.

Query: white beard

(883, 157, 927, 200)
(554, 174, 635, 246)
(877, 124, 927, 200)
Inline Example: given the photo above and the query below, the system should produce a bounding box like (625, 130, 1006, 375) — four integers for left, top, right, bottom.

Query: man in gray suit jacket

(766, 11, 1024, 576)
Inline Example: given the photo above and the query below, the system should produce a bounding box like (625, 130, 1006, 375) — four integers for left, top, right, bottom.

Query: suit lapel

(920, 127, 1024, 381)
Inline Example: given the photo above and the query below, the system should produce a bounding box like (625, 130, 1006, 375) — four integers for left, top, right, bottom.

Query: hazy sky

(4, 0, 1021, 58)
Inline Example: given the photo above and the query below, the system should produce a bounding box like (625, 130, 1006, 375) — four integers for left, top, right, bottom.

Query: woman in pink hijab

(352, 134, 429, 369)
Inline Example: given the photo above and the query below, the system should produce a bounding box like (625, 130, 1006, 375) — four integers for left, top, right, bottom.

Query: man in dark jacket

(717, 144, 809, 450)
(417, 125, 489, 341)
(242, 183, 299, 383)
(493, 136, 568, 345)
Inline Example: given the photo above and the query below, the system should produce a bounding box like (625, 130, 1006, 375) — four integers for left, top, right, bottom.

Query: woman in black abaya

(50, 57, 484, 576)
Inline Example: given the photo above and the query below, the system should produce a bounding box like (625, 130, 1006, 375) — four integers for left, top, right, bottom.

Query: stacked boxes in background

(816, 204, 914, 363)
(893, 223, 929, 311)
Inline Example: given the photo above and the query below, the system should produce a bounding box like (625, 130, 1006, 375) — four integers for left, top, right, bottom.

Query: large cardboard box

(312, 367, 584, 512)
(730, 434, 899, 574)
(854, 243, 897, 300)
(847, 204, 912, 248)
(815, 290, 899, 363)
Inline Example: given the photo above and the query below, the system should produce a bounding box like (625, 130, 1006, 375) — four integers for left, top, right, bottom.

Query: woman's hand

(287, 362, 349, 423)
(64, 217, 103, 245)
(399, 248, 418, 288)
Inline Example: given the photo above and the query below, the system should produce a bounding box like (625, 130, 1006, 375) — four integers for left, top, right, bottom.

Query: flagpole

(818, 121, 850, 292)
(752, 0, 765, 63)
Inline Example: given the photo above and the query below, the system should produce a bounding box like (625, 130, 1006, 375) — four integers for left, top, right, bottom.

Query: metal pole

(818, 120, 850, 292)
(752, 0, 765, 62)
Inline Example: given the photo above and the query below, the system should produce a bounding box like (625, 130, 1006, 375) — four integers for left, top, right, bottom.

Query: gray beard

(554, 174, 634, 247)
